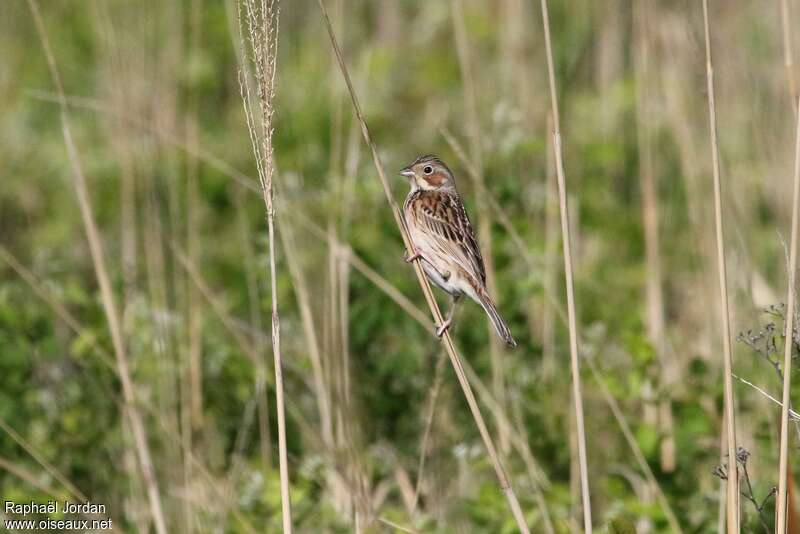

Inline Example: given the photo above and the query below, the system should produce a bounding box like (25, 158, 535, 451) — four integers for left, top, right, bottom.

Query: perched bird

(399, 154, 516, 347)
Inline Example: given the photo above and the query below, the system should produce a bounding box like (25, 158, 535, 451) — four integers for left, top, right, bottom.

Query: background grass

(2, 0, 800, 531)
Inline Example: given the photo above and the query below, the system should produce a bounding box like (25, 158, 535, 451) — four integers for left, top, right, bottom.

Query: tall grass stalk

(411, 348, 447, 515)
(316, 1, 530, 531)
(779, 0, 798, 113)
(171, 242, 323, 443)
(440, 123, 683, 531)
(542, 113, 558, 378)
(26, 3, 168, 532)
(0, 414, 89, 506)
(0, 456, 67, 504)
(536, 0, 593, 529)
(186, 0, 205, 438)
(278, 218, 334, 449)
(294, 197, 557, 528)
(633, 0, 675, 474)
(585, 359, 683, 532)
(700, 1, 739, 531)
(776, 34, 800, 534)
(450, 0, 510, 455)
(236, 0, 290, 530)
(233, 187, 273, 471)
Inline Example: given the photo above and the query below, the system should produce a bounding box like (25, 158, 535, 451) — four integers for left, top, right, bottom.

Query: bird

(399, 154, 516, 347)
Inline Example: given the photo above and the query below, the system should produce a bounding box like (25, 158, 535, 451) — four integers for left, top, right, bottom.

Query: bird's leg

(436, 295, 460, 338)
(404, 246, 451, 281)
(404, 246, 423, 263)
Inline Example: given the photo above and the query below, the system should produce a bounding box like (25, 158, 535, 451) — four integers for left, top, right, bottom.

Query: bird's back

(403, 189, 486, 290)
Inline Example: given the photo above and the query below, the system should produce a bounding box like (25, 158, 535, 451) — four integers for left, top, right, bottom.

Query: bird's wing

(411, 192, 486, 285)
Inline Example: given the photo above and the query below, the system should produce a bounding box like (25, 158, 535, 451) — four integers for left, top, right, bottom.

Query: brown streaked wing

(412, 191, 486, 285)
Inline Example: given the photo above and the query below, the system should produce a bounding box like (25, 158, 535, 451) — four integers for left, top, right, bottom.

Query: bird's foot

(405, 248, 423, 263)
(435, 318, 452, 338)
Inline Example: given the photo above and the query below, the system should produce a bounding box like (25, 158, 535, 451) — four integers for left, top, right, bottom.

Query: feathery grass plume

(700, 1, 740, 531)
(776, 29, 800, 534)
(536, 0, 593, 530)
(25, 2, 168, 533)
(236, 0, 291, 531)
(316, 1, 531, 531)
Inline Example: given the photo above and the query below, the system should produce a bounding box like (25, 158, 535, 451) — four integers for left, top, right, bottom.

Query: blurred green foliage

(1, 0, 798, 532)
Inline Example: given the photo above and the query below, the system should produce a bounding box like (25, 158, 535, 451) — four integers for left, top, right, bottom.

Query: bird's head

(399, 154, 455, 192)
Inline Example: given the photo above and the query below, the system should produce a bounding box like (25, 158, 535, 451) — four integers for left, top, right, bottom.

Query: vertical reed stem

(316, 1, 530, 531)
(779, 0, 798, 114)
(537, 0, 592, 530)
(450, 0, 510, 454)
(237, 0, 290, 530)
(776, 34, 800, 534)
(26, 2, 168, 532)
(700, 2, 739, 531)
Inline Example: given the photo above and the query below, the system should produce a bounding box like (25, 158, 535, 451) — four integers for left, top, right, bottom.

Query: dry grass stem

(450, 0, 510, 454)
(411, 350, 447, 515)
(542, 112, 559, 378)
(0, 247, 117, 373)
(776, 29, 800, 533)
(236, 0, 291, 531)
(0, 456, 69, 504)
(700, 1, 740, 530)
(377, 516, 419, 534)
(278, 217, 334, 449)
(586, 359, 683, 533)
(317, 1, 530, 530)
(633, 0, 675, 474)
(732, 374, 800, 420)
(779, 0, 798, 113)
(172, 242, 324, 453)
(233, 188, 273, 471)
(26, 2, 167, 532)
(536, 0, 593, 529)
(298, 209, 559, 525)
(0, 416, 88, 506)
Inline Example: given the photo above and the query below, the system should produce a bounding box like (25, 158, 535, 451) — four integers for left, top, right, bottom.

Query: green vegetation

(1, 0, 799, 531)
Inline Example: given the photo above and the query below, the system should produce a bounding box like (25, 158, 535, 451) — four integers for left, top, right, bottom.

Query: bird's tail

(477, 289, 517, 348)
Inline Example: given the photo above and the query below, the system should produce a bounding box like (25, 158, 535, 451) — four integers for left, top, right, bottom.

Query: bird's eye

(423, 166, 433, 175)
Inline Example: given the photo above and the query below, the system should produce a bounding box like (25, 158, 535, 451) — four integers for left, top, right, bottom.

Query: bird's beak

(398, 168, 414, 178)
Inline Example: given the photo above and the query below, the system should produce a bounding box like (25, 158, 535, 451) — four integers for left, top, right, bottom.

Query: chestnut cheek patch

(425, 172, 447, 187)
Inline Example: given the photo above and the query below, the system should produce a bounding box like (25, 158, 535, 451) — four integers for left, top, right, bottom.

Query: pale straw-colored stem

(0, 456, 68, 503)
(377, 516, 418, 534)
(450, 0, 510, 454)
(297, 188, 559, 529)
(585, 359, 683, 533)
(536, 0, 592, 529)
(700, 2, 739, 531)
(411, 350, 447, 515)
(0, 416, 88, 505)
(26, 3, 167, 532)
(732, 374, 800, 420)
(236, 1, 290, 530)
(233, 188, 272, 470)
(776, 29, 800, 533)
(316, 1, 529, 531)
(278, 219, 334, 449)
(779, 0, 798, 114)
